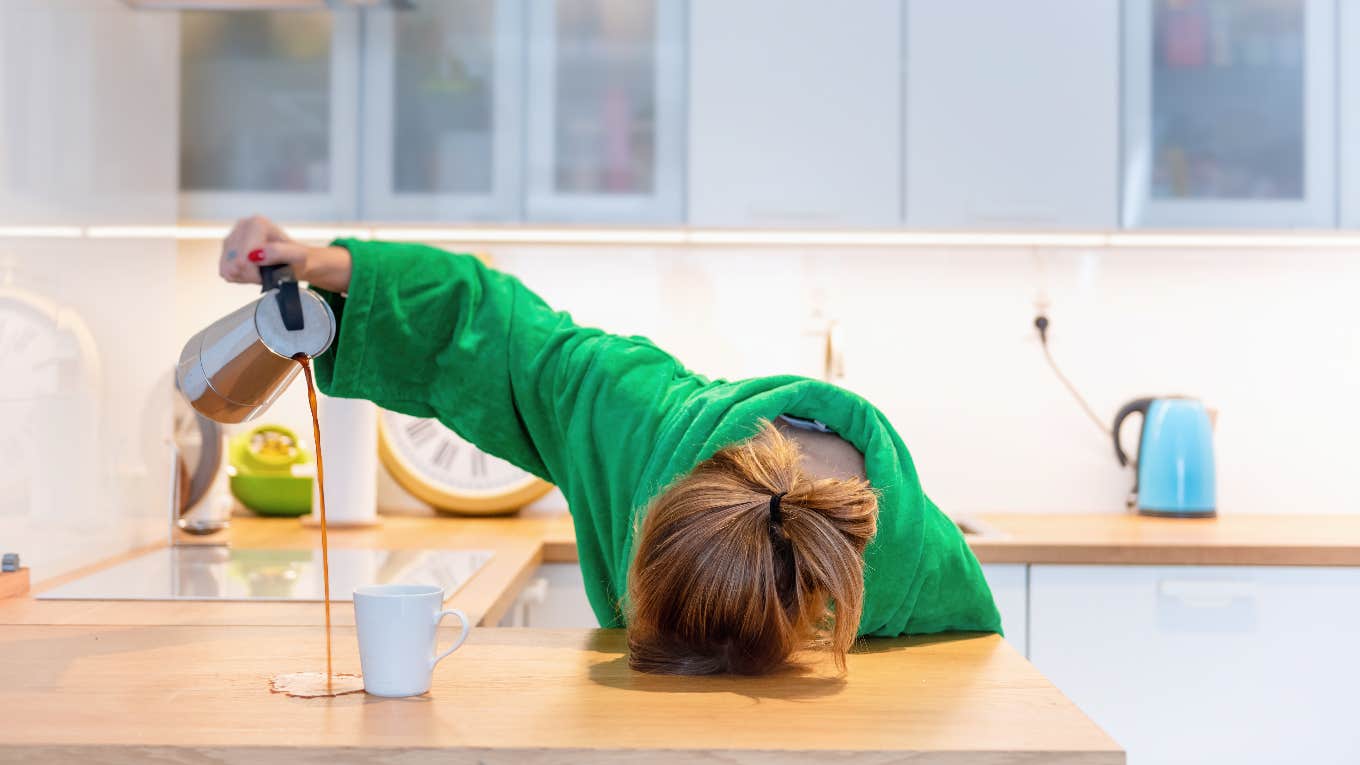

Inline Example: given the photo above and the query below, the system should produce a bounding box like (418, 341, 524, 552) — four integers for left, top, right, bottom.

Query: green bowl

(230, 473, 313, 517)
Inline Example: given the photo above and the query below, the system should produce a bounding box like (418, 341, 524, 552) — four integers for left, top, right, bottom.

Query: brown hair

(627, 421, 878, 675)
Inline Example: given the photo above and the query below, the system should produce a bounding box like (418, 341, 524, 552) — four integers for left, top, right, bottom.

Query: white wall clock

(0, 285, 101, 519)
(377, 409, 553, 517)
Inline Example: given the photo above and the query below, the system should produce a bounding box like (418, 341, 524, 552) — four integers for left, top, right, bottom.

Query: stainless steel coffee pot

(176, 265, 335, 424)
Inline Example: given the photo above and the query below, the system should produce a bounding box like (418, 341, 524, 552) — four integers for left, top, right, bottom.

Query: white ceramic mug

(353, 584, 470, 697)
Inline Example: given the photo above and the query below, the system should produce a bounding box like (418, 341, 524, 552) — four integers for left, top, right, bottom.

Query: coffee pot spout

(175, 266, 336, 424)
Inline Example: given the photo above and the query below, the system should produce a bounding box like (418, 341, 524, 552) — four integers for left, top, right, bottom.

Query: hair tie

(769, 492, 786, 524)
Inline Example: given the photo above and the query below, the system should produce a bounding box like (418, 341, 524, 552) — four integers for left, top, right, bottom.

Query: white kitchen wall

(0, 0, 178, 579)
(1, 238, 178, 578)
(176, 240, 1360, 517)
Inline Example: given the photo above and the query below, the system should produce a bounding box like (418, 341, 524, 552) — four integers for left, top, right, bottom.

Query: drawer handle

(1158, 579, 1257, 607)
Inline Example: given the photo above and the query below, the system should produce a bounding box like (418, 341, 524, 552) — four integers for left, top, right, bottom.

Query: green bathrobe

(314, 240, 1001, 638)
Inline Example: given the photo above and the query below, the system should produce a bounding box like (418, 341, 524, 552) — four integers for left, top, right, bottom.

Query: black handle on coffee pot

(258, 264, 304, 332)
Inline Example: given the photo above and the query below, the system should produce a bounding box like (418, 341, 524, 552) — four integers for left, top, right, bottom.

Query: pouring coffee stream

(296, 354, 333, 691)
(176, 264, 339, 690)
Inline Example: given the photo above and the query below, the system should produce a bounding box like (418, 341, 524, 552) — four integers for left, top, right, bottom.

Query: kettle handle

(1112, 398, 1154, 467)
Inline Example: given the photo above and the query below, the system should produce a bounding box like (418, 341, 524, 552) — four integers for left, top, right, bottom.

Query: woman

(219, 216, 1001, 675)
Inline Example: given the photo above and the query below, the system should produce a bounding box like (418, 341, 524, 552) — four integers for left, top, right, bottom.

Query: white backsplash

(0, 0, 179, 579)
(1, 239, 177, 578)
(176, 240, 1360, 517)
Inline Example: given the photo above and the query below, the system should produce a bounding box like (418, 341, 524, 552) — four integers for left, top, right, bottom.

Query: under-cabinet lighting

(1107, 233, 1360, 249)
(370, 227, 688, 245)
(0, 226, 83, 238)
(687, 230, 1108, 247)
(86, 225, 227, 239)
(11, 225, 1360, 250)
(282, 226, 375, 242)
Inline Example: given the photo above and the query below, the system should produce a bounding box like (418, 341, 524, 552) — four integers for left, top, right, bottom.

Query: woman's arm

(215, 217, 704, 503)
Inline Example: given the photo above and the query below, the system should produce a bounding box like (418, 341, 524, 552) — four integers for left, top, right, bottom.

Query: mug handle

(431, 608, 471, 668)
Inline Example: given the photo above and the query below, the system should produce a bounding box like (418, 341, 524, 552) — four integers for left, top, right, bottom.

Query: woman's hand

(218, 215, 353, 294)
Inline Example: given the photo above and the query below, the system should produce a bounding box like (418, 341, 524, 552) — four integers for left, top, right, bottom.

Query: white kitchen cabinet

(525, 0, 685, 223)
(1030, 565, 1360, 765)
(0, 0, 177, 225)
(361, 0, 524, 222)
(904, 0, 1118, 229)
(499, 562, 598, 628)
(179, 9, 359, 221)
(981, 563, 1027, 657)
(1339, 1, 1360, 228)
(502, 562, 1028, 657)
(687, 0, 901, 227)
(1122, 0, 1335, 228)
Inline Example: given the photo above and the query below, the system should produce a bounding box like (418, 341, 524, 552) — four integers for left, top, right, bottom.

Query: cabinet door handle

(1158, 579, 1257, 607)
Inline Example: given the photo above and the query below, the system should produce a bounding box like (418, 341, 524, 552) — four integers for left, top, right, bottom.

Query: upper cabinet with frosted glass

(361, 0, 523, 221)
(179, 10, 358, 221)
(524, 0, 686, 223)
(1122, 0, 1335, 228)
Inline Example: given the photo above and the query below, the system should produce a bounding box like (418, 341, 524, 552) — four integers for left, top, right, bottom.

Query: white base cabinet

(1030, 565, 1360, 765)
(499, 563, 598, 628)
(981, 563, 1027, 657)
(501, 562, 1029, 658)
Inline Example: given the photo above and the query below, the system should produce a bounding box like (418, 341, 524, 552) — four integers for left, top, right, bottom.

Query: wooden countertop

(16, 509, 1337, 762)
(543, 510, 1360, 567)
(0, 626, 1121, 764)
(968, 512, 1360, 567)
(541, 509, 1360, 568)
(5, 510, 1354, 631)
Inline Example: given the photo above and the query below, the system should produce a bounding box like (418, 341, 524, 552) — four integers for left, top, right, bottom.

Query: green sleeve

(899, 496, 1004, 636)
(311, 239, 704, 622)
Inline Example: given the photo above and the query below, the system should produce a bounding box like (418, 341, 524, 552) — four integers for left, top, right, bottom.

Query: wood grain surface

(969, 512, 1360, 566)
(526, 512, 1360, 567)
(0, 627, 1122, 764)
(0, 568, 28, 599)
(6, 511, 1355, 631)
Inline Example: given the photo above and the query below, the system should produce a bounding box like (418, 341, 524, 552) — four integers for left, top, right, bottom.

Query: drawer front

(1030, 565, 1360, 765)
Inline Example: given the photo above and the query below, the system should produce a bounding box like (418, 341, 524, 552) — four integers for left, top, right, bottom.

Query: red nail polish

(248, 249, 264, 263)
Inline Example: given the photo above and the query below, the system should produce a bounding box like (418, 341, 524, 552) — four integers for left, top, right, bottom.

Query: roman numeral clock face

(377, 410, 552, 516)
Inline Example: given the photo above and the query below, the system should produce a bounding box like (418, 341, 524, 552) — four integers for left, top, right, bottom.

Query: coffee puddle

(271, 671, 363, 699)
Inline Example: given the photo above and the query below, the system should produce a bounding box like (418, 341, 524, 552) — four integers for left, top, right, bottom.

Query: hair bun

(627, 421, 878, 675)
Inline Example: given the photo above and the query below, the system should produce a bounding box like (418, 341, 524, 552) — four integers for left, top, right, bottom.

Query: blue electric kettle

(1113, 397, 1216, 517)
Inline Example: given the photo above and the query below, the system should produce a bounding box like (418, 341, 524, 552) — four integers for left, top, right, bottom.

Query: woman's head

(627, 421, 878, 675)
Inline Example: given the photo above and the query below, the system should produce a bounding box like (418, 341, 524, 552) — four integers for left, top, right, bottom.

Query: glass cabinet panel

(526, 0, 685, 222)
(179, 10, 357, 220)
(1122, 0, 1334, 227)
(361, 0, 523, 221)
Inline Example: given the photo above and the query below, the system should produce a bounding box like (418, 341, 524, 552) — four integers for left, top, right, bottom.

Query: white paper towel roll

(303, 393, 379, 527)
